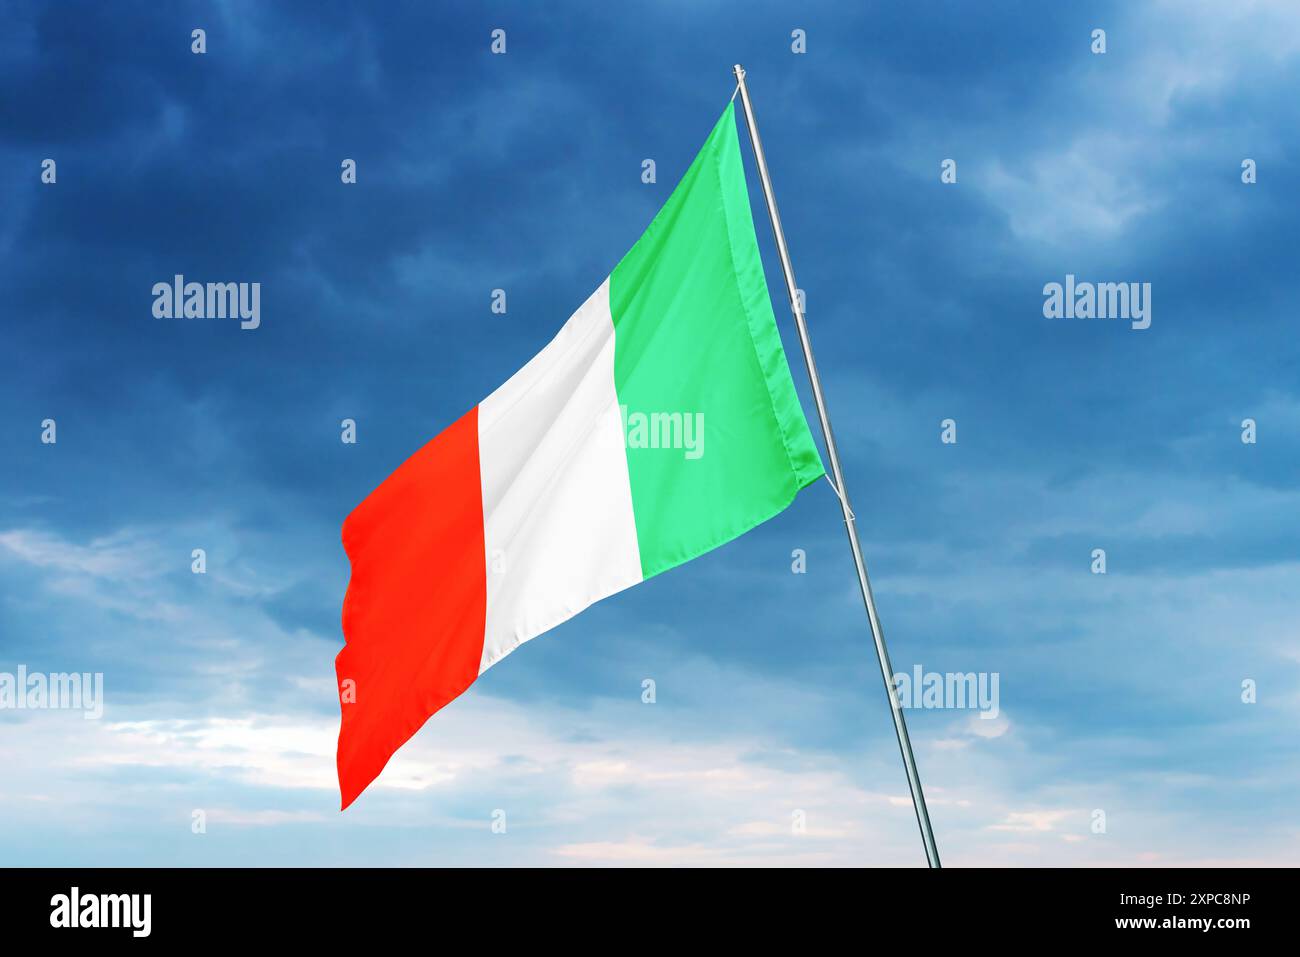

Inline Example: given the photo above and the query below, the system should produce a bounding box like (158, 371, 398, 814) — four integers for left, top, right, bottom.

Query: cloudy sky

(2, 0, 1298, 866)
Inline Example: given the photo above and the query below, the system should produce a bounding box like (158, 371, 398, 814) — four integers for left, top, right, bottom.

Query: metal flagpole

(731, 64, 942, 868)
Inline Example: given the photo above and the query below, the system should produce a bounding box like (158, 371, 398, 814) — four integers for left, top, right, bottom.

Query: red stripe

(335, 406, 487, 809)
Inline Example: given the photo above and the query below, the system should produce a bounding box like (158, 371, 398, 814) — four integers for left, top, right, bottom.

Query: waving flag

(336, 102, 825, 808)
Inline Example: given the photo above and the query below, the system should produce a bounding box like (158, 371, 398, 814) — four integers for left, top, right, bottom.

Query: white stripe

(477, 278, 643, 674)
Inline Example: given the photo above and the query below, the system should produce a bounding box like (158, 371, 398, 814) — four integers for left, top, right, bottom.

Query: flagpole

(731, 64, 941, 868)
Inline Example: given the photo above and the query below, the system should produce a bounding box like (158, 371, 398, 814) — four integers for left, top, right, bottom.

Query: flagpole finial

(732, 64, 745, 80)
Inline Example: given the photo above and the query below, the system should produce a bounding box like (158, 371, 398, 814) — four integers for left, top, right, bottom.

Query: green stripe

(609, 102, 825, 580)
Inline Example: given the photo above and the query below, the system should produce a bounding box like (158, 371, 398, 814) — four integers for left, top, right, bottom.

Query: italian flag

(337, 103, 825, 808)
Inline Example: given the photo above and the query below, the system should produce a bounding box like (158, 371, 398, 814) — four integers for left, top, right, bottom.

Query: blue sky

(2, 0, 1298, 865)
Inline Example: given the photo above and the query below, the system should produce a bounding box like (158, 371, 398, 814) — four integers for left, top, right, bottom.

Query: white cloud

(0, 528, 157, 579)
(988, 809, 1075, 833)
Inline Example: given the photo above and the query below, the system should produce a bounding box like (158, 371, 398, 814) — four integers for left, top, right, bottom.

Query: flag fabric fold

(336, 102, 825, 808)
